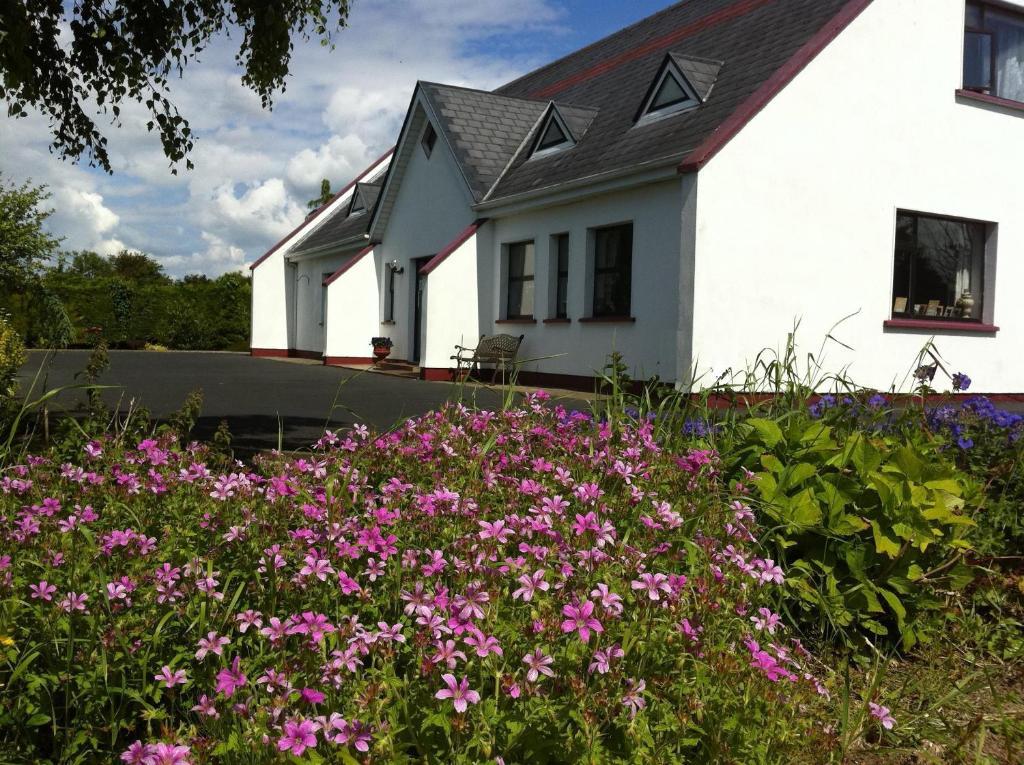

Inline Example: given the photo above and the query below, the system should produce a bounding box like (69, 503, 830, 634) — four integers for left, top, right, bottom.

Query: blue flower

(957, 435, 974, 450)
(867, 394, 887, 408)
(952, 372, 972, 392)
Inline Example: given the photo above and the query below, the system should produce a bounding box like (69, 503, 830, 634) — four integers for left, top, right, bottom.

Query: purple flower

(154, 665, 187, 688)
(561, 600, 603, 642)
(214, 656, 247, 697)
(435, 673, 480, 714)
(869, 702, 896, 730)
(512, 569, 548, 602)
(195, 631, 230, 660)
(145, 743, 192, 765)
(952, 372, 971, 392)
(630, 572, 672, 601)
(522, 648, 555, 682)
(278, 718, 319, 756)
(621, 678, 647, 718)
(29, 580, 56, 601)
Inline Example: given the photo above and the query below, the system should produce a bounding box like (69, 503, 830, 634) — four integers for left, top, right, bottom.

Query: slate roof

(418, 82, 548, 201)
(291, 181, 381, 255)
(482, 0, 855, 202)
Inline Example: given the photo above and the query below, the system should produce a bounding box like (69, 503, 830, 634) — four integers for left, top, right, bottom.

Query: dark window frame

(552, 233, 570, 319)
(891, 210, 988, 323)
(591, 222, 633, 318)
(421, 123, 437, 157)
(385, 263, 397, 322)
(963, 1, 1024, 101)
(506, 240, 536, 320)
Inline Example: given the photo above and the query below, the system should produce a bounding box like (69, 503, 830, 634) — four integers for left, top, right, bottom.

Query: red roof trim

(323, 245, 376, 286)
(679, 0, 874, 173)
(528, 0, 775, 100)
(249, 146, 395, 271)
(418, 219, 488, 276)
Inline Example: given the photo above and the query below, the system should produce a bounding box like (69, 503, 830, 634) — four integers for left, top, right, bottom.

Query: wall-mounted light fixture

(388, 260, 405, 275)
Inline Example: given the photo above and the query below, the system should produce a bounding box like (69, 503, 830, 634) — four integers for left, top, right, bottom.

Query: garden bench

(451, 333, 524, 382)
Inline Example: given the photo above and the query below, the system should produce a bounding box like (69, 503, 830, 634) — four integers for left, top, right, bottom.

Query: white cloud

(0, 0, 588, 277)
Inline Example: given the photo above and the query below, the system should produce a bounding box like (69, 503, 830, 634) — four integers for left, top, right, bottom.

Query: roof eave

(287, 233, 372, 261)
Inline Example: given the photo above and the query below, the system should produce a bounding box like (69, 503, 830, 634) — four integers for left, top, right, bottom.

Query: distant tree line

(0, 173, 251, 351)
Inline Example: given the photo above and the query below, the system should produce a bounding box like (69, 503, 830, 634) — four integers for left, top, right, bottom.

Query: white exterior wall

(249, 152, 391, 353)
(374, 108, 476, 362)
(487, 180, 684, 381)
(421, 232, 482, 370)
(691, 0, 1024, 392)
(324, 248, 380, 359)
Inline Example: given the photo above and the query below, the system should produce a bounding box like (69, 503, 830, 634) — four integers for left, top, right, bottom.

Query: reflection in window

(592, 223, 633, 318)
(964, 2, 1024, 102)
(553, 233, 569, 319)
(892, 212, 985, 321)
(506, 241, 535, 319)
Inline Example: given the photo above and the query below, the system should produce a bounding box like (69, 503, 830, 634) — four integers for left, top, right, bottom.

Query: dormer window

(530, 108, 574, 159)
(421, 122, 437, 157)
(348, 189, 366, 216)
(638, 62, 699, 122)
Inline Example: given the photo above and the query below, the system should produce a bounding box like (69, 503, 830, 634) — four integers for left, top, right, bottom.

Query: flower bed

(1, 394, 838, 763)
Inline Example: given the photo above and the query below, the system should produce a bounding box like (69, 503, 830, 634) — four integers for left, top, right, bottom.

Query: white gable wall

(690, 0, 1024, 393)
(375, 106, 476, 362)
(486, 179, 684, 382)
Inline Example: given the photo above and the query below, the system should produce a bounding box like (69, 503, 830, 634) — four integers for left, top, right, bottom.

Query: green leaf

(747, 418, 784, 448)
(877, 587, 907, 627)
(26, 713, 50, 726)
(870, 520, 901, 558)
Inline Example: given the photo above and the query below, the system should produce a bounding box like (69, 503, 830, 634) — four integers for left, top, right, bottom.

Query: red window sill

(496, 318, 536, 324)
(579, 316, 636, 324)
(543, 317, 571, 324)
(956, 88, 1024, 114)
(883, 318, 999, 333)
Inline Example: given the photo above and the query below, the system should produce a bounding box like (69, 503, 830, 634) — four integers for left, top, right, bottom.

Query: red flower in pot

(371, 336, 393, 361)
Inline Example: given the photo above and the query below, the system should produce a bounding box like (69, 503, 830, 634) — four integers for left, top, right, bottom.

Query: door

(412, 256, 433, 364)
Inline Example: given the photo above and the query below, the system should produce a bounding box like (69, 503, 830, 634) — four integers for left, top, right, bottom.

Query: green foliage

(730, 415, 978, 650)
(0, 174, 61, 293)
(308, 178, 333, 210)
(0, 1, 353, 172)
(0, 311, 25, 399)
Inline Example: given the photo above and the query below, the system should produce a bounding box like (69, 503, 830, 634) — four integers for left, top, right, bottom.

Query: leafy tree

(307, 178, 333, 210)
(110, 250, 170, 285)
(0, 1, 353, 173)
(61, 250, 116, 280)
(0, 174, 61, 293)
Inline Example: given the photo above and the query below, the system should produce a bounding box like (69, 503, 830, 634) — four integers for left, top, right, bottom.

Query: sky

(0, 0, 677, 278)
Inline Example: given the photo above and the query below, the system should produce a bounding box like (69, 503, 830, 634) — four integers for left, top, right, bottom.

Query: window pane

(964, 31, 993, 90)
(508, 244, 525, 278)
(556, 234, 569, 318)
(650, 72, 688, 110)
(519, 280, 534, 317)
(593, 224, 632, 316)
(538, 119, 568, 151)
(989, 9, 1024, 101)
(522, 242, 535, 277)
(892, 213, 985, 320)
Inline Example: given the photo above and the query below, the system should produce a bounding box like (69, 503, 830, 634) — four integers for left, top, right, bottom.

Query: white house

(251, 0, 1024, 394)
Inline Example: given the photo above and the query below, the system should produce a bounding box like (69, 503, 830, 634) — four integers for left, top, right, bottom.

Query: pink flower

(561, 600, 603, 643)
(464, 628, 503, 658)
(590, 583, 623, 616)
(621, 678, 647, 718)
(59, 591, 89, 613)
(278, 718, 319, 756)
(512, 569, 549, 602)
(146, 743, 192, 765)
(430, 639, 467, 669)
(120, 741, 150, 764)
(191, 694, 219, 718)
(29, 580, 56, 601)
(195, 631, 230, 660)
(522, 648, 555, 682)
(588, 643, 624, 674)
(434, 673, 480, 714)
(154, 665, 187, 688)
(235, 609, 263, 633)
(630, 572, 672, 601)
(869, 702, 896, 730)
(214, 656, 247, 697)
(287, 612, 335, 644)
(750, 607, 782, 634)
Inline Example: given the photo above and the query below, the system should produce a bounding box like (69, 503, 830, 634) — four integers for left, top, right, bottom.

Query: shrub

(0, 396, 836, 764)
(728, 410, 977, 650)
(0, 311, 25, 400)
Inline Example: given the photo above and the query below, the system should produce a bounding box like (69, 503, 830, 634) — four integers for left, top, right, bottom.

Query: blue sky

(0, 0, 677, 277)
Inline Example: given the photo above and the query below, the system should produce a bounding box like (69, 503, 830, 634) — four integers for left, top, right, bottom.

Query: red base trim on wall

(250, 348, 290, 358)
(324, 356, 376, 365)
(250, 348, 323, 360)
(420, 367, 454, 382)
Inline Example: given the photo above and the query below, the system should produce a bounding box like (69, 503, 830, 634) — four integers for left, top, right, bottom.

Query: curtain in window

(990, 9, 1024, 101)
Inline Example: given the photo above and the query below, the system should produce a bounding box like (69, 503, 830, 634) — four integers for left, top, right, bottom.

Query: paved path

(17, 351, 588, 452)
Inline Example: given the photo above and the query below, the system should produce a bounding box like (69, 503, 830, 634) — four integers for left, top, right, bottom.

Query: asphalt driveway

(17, 351, 587, 452)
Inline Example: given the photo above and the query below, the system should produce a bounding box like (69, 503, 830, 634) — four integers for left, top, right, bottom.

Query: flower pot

(373, 346, 391, 361)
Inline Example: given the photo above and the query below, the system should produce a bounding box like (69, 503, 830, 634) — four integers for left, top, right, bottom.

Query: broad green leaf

(747, 418, 784, 448)
(870, 520, 901, 558)
(878, 587, 907, 626)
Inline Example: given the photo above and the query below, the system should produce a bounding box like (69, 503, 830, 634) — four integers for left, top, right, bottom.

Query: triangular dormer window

(348, 189, 366, 216)
(530, 107, 574, 159)
(637, 59, 701, 123)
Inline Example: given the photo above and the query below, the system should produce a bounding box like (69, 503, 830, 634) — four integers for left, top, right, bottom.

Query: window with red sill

(964, 2, 1024, 102)
(891, 211, 992, 324)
